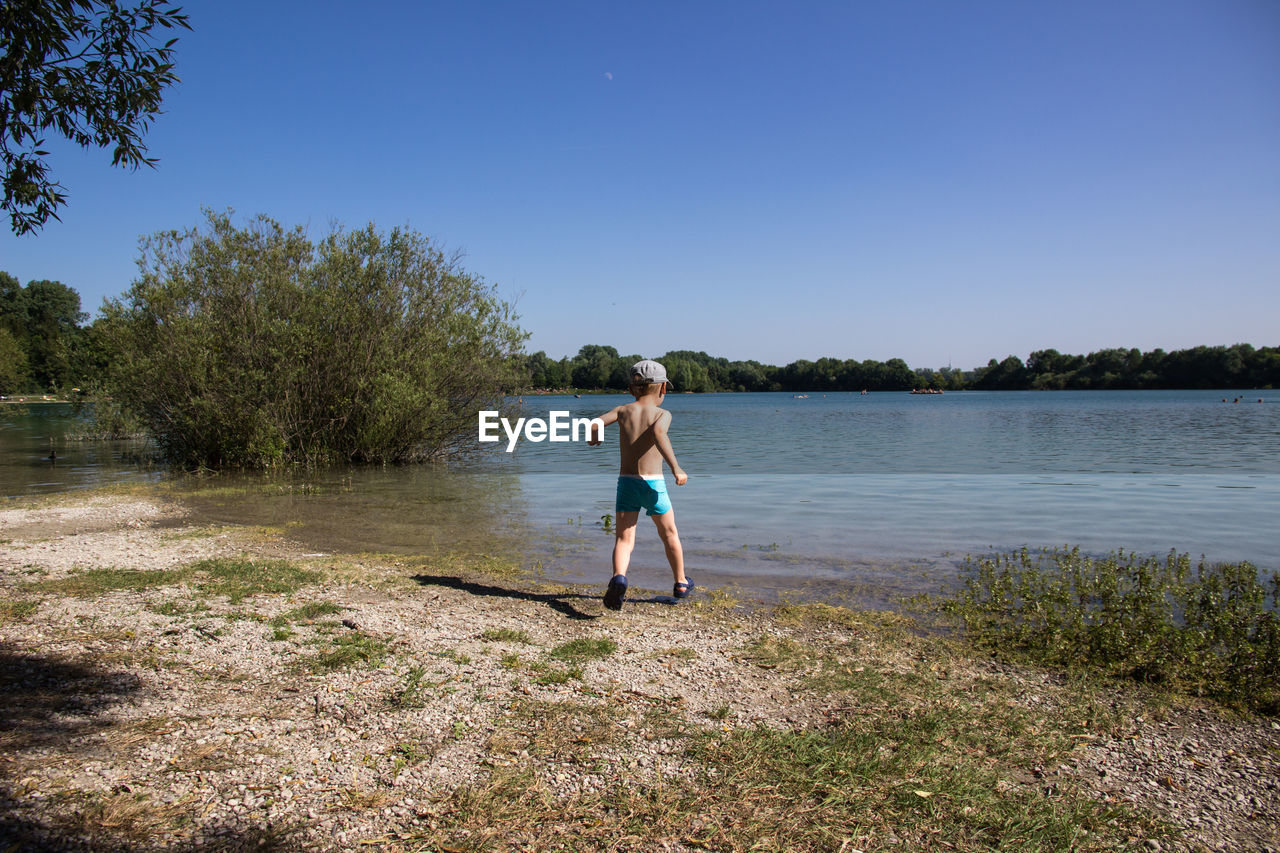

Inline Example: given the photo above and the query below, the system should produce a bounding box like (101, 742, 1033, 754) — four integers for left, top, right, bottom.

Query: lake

(2, 389, 1276, 604)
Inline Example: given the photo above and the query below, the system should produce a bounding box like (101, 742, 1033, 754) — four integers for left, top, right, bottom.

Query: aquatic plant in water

(928, 547, 1280, 714)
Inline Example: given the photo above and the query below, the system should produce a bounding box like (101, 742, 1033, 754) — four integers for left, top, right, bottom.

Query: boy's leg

(612, 511, 640, 577)
(650, 510, 686, 585)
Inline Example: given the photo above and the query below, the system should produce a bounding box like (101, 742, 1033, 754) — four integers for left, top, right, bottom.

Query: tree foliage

(0, 0, 190, 234)
(97, 212, 526, 468)
(0, 325, 28, 393)
(0, 271, 91, 392)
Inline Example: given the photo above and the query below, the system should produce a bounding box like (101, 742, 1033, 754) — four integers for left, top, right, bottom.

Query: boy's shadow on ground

(410, 574, 681, 621)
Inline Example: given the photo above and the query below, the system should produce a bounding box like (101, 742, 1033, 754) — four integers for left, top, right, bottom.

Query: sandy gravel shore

(1, 493, 1276, 852)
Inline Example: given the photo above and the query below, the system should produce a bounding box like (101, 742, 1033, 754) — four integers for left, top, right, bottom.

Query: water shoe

(673, 579, 695, 600)
(604, 575, 628, 611)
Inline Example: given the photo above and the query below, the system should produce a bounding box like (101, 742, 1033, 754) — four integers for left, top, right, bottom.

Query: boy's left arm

(652, 411, 688, 485)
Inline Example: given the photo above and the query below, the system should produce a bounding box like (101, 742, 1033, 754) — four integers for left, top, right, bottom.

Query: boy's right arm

(587, 407, 620, 446)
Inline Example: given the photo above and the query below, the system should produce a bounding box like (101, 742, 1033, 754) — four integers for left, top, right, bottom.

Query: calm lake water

(3, 390, 1276, 604)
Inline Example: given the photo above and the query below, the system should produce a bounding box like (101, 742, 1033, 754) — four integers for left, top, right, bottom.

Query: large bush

(100, 211, 526, 468)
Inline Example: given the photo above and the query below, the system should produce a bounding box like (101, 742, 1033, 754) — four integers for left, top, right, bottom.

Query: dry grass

(0, 599, 38, 622)
(66, 789, 192, 843)
(402, 603, 1161, 853)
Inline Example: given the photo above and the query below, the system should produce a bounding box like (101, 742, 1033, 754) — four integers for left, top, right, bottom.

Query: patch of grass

(0, 600, 38, 622)
(269, 626, 294, 642)
(530, 662, 582, 685)
(491, 699, 620, 762)
(270, 601, 342, 626)
(421, 666, 1155, 853)
(29, 567, 189, 596)
(188, 557, 320, 604)
(776, 600, 916, 635)
(287, 600, 342, 620)
(428, 648, 473, 665)
(499, 652, 523, 670)
(741, 635, 819, 672)
(390, 740, 434, 775)
(387, 665, 439, 708)
(410, 552, 524, 580)
(694, 585, 741, 612)
(548, 637, 617, 663)
(147, 601, 210, 617)
(922, 546, 1280, 714)
(652, 646, 698, 660)
(221, 610, 267, 623)
(295, 631, 387, 673)
(25, 556, 319, 605)
(683, 708, 1152, 851)
(481, 627, 534, 644)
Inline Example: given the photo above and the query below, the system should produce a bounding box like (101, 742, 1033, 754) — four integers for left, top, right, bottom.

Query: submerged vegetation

(924, 547, 1280, 714)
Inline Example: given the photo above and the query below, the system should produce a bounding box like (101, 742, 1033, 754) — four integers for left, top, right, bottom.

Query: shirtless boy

(588, 359, 690, 611)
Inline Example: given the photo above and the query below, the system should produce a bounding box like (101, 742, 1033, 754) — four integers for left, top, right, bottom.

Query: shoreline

(1, 490, 1277, 851)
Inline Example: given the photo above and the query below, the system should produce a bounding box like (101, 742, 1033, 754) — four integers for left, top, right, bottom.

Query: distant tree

(523, 351, 553, 388)
(882, 358, 916, 389)
(21, 278, 85, 390)
(98, 211, 526, 468)
(664, 356, 712, 392)
(1248, 347, 1280, 388)
(570, 344, 618, 389)
(0, 325, 27, 393)
(973, 355, 1029, 390)
(0, 0, 191, 234)
(0, 270, 23, 336)
(545, 356, 571, 389)
(726, 360, 768, 392)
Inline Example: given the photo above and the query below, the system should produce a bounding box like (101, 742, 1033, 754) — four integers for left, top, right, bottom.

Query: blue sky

(2, 0, 1277, 370)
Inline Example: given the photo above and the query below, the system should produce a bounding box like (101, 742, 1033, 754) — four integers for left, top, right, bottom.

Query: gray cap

(630, 359, 671, 388)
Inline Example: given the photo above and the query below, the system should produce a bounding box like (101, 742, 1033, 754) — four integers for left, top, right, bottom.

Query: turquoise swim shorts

(615, 475, 672, 516)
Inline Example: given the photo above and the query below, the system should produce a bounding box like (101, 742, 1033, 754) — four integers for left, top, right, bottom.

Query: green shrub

(928, 547, 1280, 713)
(97, 210, 526, 468)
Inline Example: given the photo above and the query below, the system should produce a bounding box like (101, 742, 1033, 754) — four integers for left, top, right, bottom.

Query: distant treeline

(523, 344, 1279, 393)
(3, 268, 1276, 400)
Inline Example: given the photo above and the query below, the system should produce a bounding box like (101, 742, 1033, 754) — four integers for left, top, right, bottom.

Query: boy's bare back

(614, 398, 673, 477)
(588, 381, 687, 485)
